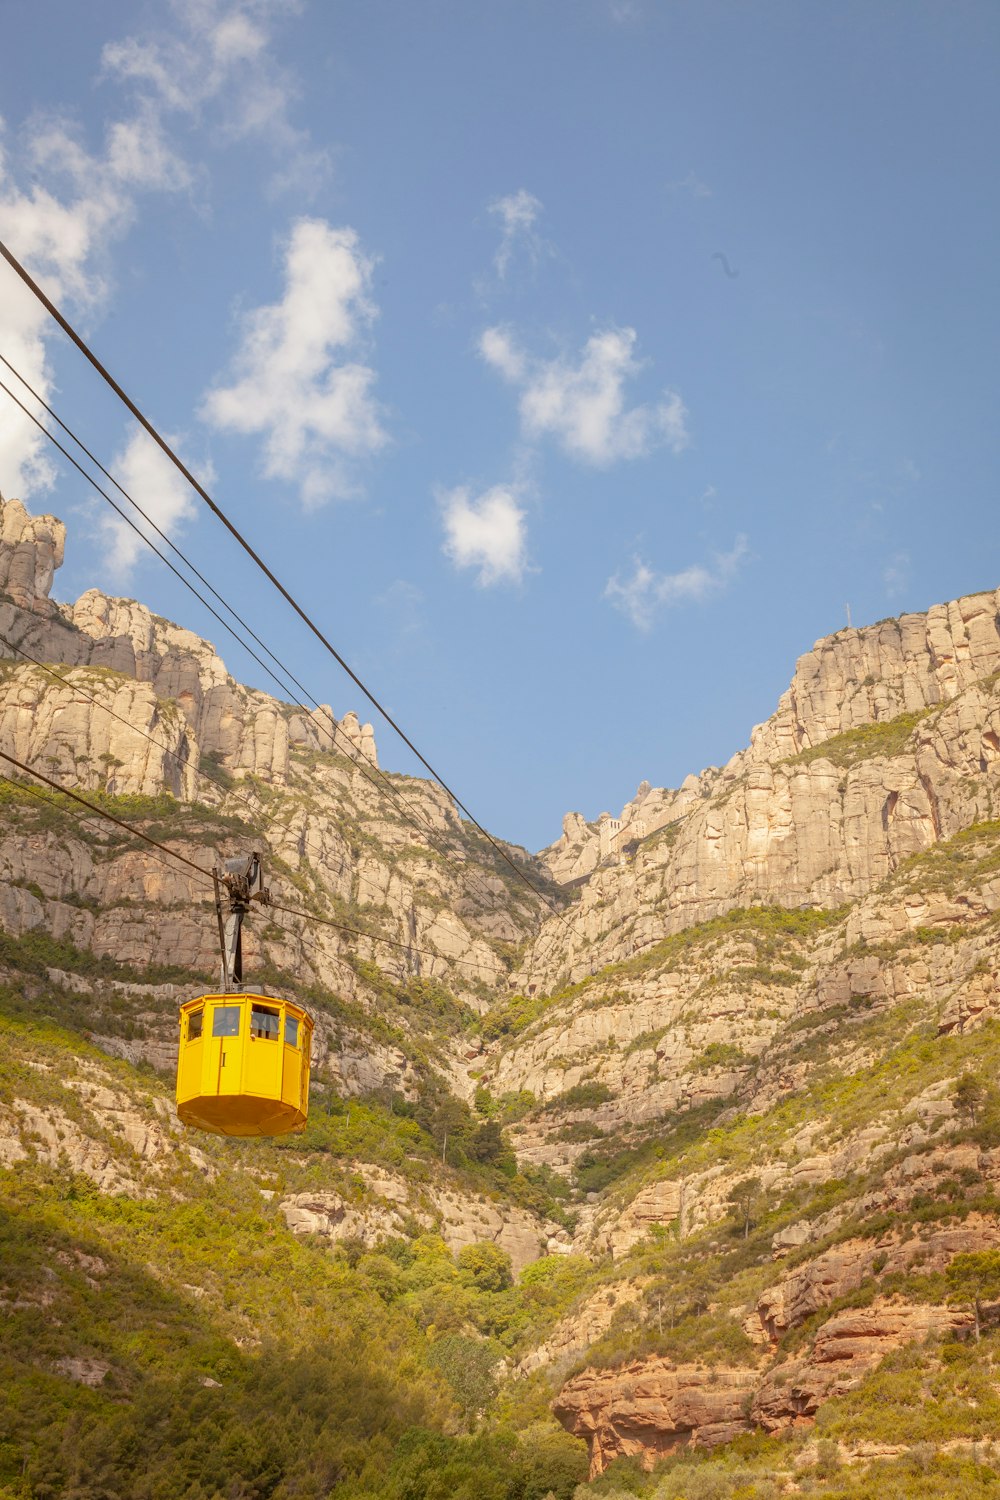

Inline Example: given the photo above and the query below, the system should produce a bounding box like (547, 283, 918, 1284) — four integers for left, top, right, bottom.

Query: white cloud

(202, 218, 387, 508)
(605, 536, 748, 630)
(440, 484, 528, 587)
(102, 0, 331, 195)
(0, 113, 189, 497)
(0, 1, 327, 505)
(99, 424, 202, 579)
(488, 189, 543, 279)
(479, 324, 690, 466)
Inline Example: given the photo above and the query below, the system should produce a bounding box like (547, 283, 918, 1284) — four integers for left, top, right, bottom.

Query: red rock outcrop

(553, 1358, 758, 1477)
(752, 1300, 970, 1431)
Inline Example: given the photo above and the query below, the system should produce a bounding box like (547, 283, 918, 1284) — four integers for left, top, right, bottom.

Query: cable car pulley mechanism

(175, 852, 314, 1138)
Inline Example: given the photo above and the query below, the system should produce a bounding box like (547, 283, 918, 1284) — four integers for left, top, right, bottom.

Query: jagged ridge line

(0, 629, 429, 921)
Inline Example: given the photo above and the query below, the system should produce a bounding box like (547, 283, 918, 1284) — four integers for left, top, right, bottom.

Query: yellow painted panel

(281, 1042, 302, 1110)
(244, 1034, 280, 1096)
(176, 992, 314, 1138)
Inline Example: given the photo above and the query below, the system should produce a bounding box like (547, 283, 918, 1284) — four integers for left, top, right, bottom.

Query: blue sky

(1, 0, 998, 851)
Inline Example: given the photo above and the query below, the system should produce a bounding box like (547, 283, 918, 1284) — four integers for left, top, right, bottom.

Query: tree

(953, 1073, 987, 1129)
(474, 1085, 498, 1118)
(468, 1119, 505, 1164)
(946, 1249, 1000, 1341)
(647, 1277, 685, 1333)
(457, 1242, 514, 1294)
(425, 1332, 503, 1419)
(467, 1119, 518, 1175)
(726, 1176, 763, 1239)
(426, 1095, 472, 1164)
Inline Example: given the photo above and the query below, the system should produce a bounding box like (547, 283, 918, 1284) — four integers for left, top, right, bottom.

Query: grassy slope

(0, 991, 589, 1500)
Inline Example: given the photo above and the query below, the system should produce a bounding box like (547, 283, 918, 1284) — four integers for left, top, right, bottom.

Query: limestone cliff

(524, 590, 1000, 990)
(0, 492, 552, 1019)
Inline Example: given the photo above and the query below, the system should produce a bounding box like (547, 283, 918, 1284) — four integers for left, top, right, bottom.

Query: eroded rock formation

(554, 1359, 758, 1476)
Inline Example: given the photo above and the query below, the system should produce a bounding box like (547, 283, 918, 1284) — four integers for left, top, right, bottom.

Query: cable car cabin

(176, 994, 313, 1137)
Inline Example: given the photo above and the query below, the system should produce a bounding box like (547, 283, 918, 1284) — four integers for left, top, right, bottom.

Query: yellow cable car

(176, 991, 313, 1137)
(175, 852, 313, 1138)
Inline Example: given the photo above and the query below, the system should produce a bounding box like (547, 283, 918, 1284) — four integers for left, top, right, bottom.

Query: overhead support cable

(0, 237, 571, 931)
(0, 632, 441, 923)
(0, 747, 212, 881)
(0, 749, 498, 974)
(0, 359, 404, 796)
(0, 351, 556, 943)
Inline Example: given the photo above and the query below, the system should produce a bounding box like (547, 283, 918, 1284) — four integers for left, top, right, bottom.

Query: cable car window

(250, 1005, 280, 1039)
(187, 1008, 204, 1041)
(284, 1016, 300, 1047)
(212, 1005, 242, 1037)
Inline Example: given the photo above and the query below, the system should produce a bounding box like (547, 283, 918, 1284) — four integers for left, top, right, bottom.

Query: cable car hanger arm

(214, 852, 270, 993)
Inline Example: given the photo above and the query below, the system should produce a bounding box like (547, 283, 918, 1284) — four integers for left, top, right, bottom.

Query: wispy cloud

(665, 170, 712, 198)
(480, 324, 689, 467)
(605, 536, 748, 630)
(439, 483, 528, 586)
(102, 0, 331, 195)
(99, 423, 203, 579)
(0, 111, 190, 496)
(202, 218, 387, 508)
(373, 579, 428, 659)
(488, 189, 544, 280)
(883, 550, 911, 601)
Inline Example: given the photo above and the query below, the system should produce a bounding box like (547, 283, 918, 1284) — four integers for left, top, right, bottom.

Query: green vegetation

(479, 904, 847, 1047)
(573, 1100, 730, 1195)
(0, 1002, 590, 1499)
(0, 1166, 588, 1500)
(0, 774, 254, 839)
(541, 1080, 614, 1113)
(0, 924, 198, 987)
(784, 708, 934, 770)
(301, 1069, 571, 1223)
(692, 1041, 752, 1073)
(891, 817, 1000, 898)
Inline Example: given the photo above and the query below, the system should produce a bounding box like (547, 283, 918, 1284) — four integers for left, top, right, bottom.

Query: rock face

(752, 1301, 970, 1431)
(553, 1359, 758, 1476)
(0, 493, 548, 1007)
(518, 1279, 649, 1377)
(753, 1219, 1000, 1342)
(522, 591, 1000, 991)
(0, 493, 381, 794)
(0, 497, 64, 615)
(279, 1167, 560, 1274)
(504, 584, 1000, 1469)
(0, 1055, 211, 1196)
(554, 1284, 978, 1475)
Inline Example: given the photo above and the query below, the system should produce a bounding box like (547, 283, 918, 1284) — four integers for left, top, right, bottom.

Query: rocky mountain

(3, 490, 1000, 1499)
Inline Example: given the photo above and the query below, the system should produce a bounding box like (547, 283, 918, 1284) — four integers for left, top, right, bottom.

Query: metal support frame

(213, 851, 271, 992)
